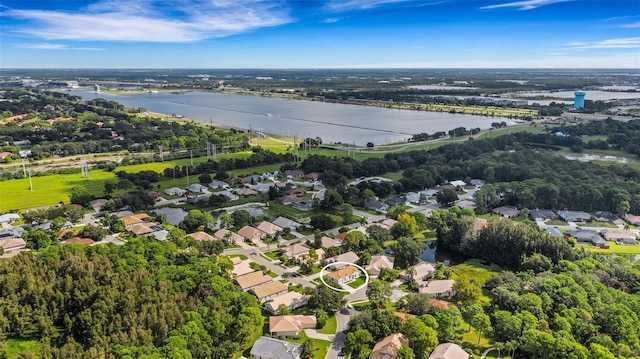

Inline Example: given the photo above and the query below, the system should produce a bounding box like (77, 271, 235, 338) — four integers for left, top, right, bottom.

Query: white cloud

(19, 43, 104, 50)
(324, 0, 439, 12)
(4, 0, 292, 42)
(620, 22, 640, 28)
(567, 37, 640, 49)
(480, 0, 572, 11)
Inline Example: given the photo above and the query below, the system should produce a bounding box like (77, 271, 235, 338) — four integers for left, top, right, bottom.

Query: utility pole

(22, 159, 26, 177)
(186, 165, 190, 186)
(159, 145, 164, 162)
(28, 168, 33, 192)
(190, 150, 193, 166)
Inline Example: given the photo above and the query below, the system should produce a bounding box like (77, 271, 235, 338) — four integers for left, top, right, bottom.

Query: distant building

(574, 91, 586, 109)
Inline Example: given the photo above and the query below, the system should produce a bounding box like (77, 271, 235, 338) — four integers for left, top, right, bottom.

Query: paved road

(325, 308, 359, 359)
(480, 347, 496, 359)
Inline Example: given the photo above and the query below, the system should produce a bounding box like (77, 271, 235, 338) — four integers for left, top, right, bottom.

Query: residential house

(0, 238, 26, 252)
(545, 227, 563, 237)
(244, 174, 262, 184)
(386, 196, 407, 207)
(400, 262, 436, 283)
(272, 216, 302, 230)
(449, 180, 467, 188)
(369, 333, 409, 359)
(321, 236, 342, 249)
(217, 190, 239, 201)
(405, 192, 421, 204)
(121, 213, 150, 227)
(127, 223, 154, 235)
(0, 227, 24, 240)
(367, 255, 395, 279)
(287, 188, 306, 197)
(256, 221, 284, 236)
(456, 200, 476, 210)
(253, 183, 275, 194)
(147, 191, 165, 202)
(150, 230, 169, 241)
(60, 237, 95, 246)
(335, 232, 348, 241)
(187, 231, 216, 241)
(624, 214, 640, 226)
(379, 218, 398, 229)
(305, 172, 319, 182)
(208, 180, 230, 189)
(600, 230, 638, 245)
(250, 337, 302, 359)
(186, 183, 208, 193)
(530, 209, 558, 221)
(419, 279, 456, 297)
(235, 188, 259, 197)
(88, 199, 108, 212)
(428, 343, 469, 359)
(164, 187, 187, 196)
(0, 213, 20, 224)
(568, 230, 609, 248)
(558, 210, 591, 223)
(238, 225, 267, 242)
(264, 292, 308, 314)
(269, 315, 316, 337)
(291, 200, 314, 211)
(283, 243, 311, 262)
(284, 169, 304, 179)
(228, 178, 248, 185)
(327, 265, 361, 285)
(213, 228, 243, 244)
(280, 195, 302, 206)
(419, 189, 439, 201)
(428, 298, 453, 309)
(251, 281, 289, 302)
(324, 251, 360, 268)
(594, 211, 620, 223)
(235, 271, 273, 291)
(470, 179, 485, 187)
(492, 205, 520, 218)
(232, 260, 255, 277)
(365, 198, 389, 212)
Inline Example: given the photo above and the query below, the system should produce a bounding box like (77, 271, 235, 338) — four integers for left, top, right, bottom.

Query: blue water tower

(574, 91, 586, 109)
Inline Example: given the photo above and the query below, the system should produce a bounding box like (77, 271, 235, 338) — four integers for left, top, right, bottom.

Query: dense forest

(0, 238, 263, 358)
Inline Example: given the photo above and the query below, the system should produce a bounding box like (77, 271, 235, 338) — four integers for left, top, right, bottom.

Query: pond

(420, 240, 468, 265)
(153, 207, 187, 226)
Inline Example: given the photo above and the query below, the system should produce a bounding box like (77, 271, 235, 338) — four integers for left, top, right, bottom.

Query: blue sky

(1, 0, 639, 68)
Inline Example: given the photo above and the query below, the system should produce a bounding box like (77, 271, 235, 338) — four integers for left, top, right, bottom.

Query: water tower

(574, 91, 586, 109)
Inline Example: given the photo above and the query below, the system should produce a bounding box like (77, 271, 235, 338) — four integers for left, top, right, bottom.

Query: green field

(581, 243, 640, 254)
(6, 338, 41, 359)
(316, 315, 337, 334)
(451, 259, 502, 287)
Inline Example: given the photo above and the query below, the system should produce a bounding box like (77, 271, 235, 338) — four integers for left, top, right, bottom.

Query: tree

(344, 329, 373, 359)
(63, 206, 84, 222)
(397, 345, 415, 359)
(104, 182, 116, 196)
(179, 210, 214, 233)
(50, 217, 67, 232)
(401, 318, 438, 359)
(309, 214, 336, 231)
(453, 276, 482, 305)
(308, 286, 346, 313)
(198, 173, 211, 185)
(471, 312, 491, 345)
(366, 280, 392, 308)
(391, 213, 419, 239)
(79, 224, 107, 241)
(436, 188, 458, 206)
(461, 304, 483, 332)
(69, 187, 94, 207)
(23, 229, 52, 250)
(231, 210, 252, 228)
(320, 189, 344, 210)
(393, 237, 423, 269)
(301, 338, 314, 359)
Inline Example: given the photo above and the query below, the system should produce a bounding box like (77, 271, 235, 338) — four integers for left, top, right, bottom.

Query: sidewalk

(304, 329, 335, 342)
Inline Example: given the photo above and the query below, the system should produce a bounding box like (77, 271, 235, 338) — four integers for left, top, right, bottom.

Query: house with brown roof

(269, 315, 317, 337)
(283, 243, 311, 262)
(232, 260, 255, 277)
(324, 251, 360, 269)
(213, 228, 243, 244)
(367, 255, 395, 279)
(287, 188, 306, 197)
(419, 279, 456, 297)
(304, 172, 319, 182)
(427, 343, 469, 359)
(252, 281, 289, 302)
(279, 195, 302, 206)
(235, 188, 259, 197)
(428, 298, 453, 308)
(264, 292, 308, 314)
(369, 333, 409, 359)
(0, 238, 26, 251)
(327, 265, 361, 285)
(256, 221, 284, 236)
(187, 231, 216, 241)
(321, 236, 341, 248)
(235, 271, 273, 291)
(238, 225, 267, 242)
(60, 237, 95, 246)
(127, 223, 154, 235)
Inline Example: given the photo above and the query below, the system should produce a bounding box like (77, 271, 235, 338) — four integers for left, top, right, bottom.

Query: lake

(74, 90, 509, 145)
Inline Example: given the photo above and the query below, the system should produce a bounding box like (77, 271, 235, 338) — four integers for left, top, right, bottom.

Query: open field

(451, 259, 501, 287)
(580, 243, 640, 254)
(6, 338, 41, 359)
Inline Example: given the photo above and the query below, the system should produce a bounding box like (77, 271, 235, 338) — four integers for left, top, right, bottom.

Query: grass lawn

(578, 221, 617, 228)
(347, 277, 366, 289)
(381, 171, 404, 181)
(227, 254, 248, 260)
(316, 315, 337, 334)
(351, 302, 372, 311)
(6, 338, 42, 359)
(581, 243, 640, 254)
(263, 250, 282, 261)
(282, 333, 331, 359)
(545, 219, 569, 226)
(451, 259, 502, 287)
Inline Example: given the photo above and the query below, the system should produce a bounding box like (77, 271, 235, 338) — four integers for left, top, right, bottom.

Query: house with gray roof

(492, 206, 520, 218)
(208, 180, 229, 189)
(530, 209, 558, 221)
(250, 337, 302, 359)
(545, 227, 563, 237)
(568, 229, 608, 248)
(365, 198, 388, 212)
(272, 216, 302, 230)
(558, 210, 591, 223)
(164, 187, 187, 196)
(186, 183, 208, 193)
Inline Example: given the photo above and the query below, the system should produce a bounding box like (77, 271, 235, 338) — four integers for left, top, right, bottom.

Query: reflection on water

(420, 240, 467, 265)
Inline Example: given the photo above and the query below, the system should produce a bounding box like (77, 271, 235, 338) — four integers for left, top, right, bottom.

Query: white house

(264, 292, 308, 314)
(326, 265, 361, 285)
(366, 255, 395, 279)
(419, 279, 456, 297)
(164, 187, 187, 196)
